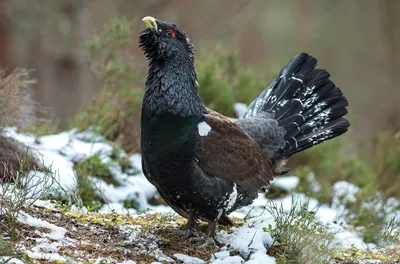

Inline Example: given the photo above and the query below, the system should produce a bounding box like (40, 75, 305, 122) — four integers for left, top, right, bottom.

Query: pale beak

(142, 16, 158, 31)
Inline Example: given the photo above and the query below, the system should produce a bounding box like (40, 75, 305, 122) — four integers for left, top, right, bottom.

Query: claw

(175, 228, 193, 239)
(188, 237, 217, 248)
(175, 214, 197, 239)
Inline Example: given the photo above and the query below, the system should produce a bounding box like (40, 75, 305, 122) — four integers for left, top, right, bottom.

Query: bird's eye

(165, 29, 176, 38)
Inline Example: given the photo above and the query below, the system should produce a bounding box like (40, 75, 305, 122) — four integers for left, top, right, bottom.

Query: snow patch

(122, 225, 174, 262)
(2, 128, 166, 213)
(271, 176, 299, 191)
(0, 258, 24, 264)
(25, 251, 66, 262)
(174, 254, 205, 264)
(17, 211, 66, 240)
(212, 255, 244, 264)
(332, 181, 360, 220)
(221, 227, 275, 263)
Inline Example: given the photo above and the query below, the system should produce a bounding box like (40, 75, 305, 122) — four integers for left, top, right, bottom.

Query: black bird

(139, 16, 350, 247)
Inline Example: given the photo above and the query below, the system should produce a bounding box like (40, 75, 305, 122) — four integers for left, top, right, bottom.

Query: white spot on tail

(291, 76, 303, 83)
(225, 183, 238, 211)
(198, 121, 212, 136)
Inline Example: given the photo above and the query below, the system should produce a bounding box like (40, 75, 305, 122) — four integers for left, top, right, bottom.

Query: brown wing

(196, 109, 273, 192)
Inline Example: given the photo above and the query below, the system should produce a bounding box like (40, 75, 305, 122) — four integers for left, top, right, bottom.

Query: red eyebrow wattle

(165, 29, 176, 38)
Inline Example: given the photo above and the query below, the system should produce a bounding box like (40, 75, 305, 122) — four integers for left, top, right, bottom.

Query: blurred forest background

(1, 1, 400, 254)
(1, 0, 400, 136)
(1, 0, 400, 195)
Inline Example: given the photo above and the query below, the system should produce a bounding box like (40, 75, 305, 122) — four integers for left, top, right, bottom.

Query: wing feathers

(196, 110, 273, 191)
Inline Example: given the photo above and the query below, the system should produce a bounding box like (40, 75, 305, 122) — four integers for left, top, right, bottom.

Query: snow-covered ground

(1, 128, 399, 263)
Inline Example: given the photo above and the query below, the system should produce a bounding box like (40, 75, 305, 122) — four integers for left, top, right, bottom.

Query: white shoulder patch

(198, 121, 212, 137)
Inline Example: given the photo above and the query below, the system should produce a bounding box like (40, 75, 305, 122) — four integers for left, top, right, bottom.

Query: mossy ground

(2, 203, 399, 264)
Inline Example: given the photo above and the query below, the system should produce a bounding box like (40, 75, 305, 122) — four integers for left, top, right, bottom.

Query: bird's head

(139, 16, 195, 61)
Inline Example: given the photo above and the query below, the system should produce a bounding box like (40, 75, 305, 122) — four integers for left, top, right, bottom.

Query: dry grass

(334, 247, 400, 263)
(0, 135, 40, 182)
(0, 155, 54, 240)
(0, 68, 55, 136)
(0, 68, 36, 129)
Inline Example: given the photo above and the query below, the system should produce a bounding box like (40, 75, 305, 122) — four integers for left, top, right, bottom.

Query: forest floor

(1, 128, 399, 264)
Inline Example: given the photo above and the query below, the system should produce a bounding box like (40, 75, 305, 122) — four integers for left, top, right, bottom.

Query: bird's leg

(188, 220, 218, 248)
(175, 213, 197, 239)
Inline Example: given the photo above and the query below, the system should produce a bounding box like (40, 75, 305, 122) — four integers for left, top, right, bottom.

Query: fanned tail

(244, 53, 350, 160)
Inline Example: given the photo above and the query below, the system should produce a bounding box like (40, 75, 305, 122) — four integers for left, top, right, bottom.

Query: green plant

(343, 190, 400, 245)
(72, 155, 114, 210)
(75, 17, 144, 153)
(291, 130, 400, 207)
(75, 154, 119, 186)
(0, 236, 16, 259)
(196, 45, 268, 117)
(266, 197, 339, 263)
(380, 216, 400, 247)
(290, 136, 376, 204)
(51, 168, 104, 212)
(369, 132, 400, 199)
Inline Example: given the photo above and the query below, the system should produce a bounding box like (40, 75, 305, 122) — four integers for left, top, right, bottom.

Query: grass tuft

(0, 68, 55, 135)
(266, 197, 339, 263)
(0, 152, 55, 241)
(342, 191, 400, 245)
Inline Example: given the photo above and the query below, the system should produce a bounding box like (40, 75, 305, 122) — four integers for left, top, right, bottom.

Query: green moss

(75, 154, 119, 186)
(0, 236, 15, 258)
(123, 199, 141, 210)
(77, 176, 104, 211)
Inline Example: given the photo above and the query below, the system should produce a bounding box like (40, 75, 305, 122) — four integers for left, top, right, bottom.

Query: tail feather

(277, 118, 349, 158)
(244, 53, 350, 160)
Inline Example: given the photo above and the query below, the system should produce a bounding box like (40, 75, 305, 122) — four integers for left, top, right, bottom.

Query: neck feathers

(143, 56, 205, 118)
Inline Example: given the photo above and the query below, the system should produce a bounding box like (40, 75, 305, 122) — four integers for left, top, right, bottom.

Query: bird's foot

(175, 228, 193, 239)
(175, 215, 197, 239)
(188, 236, 217, 249)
